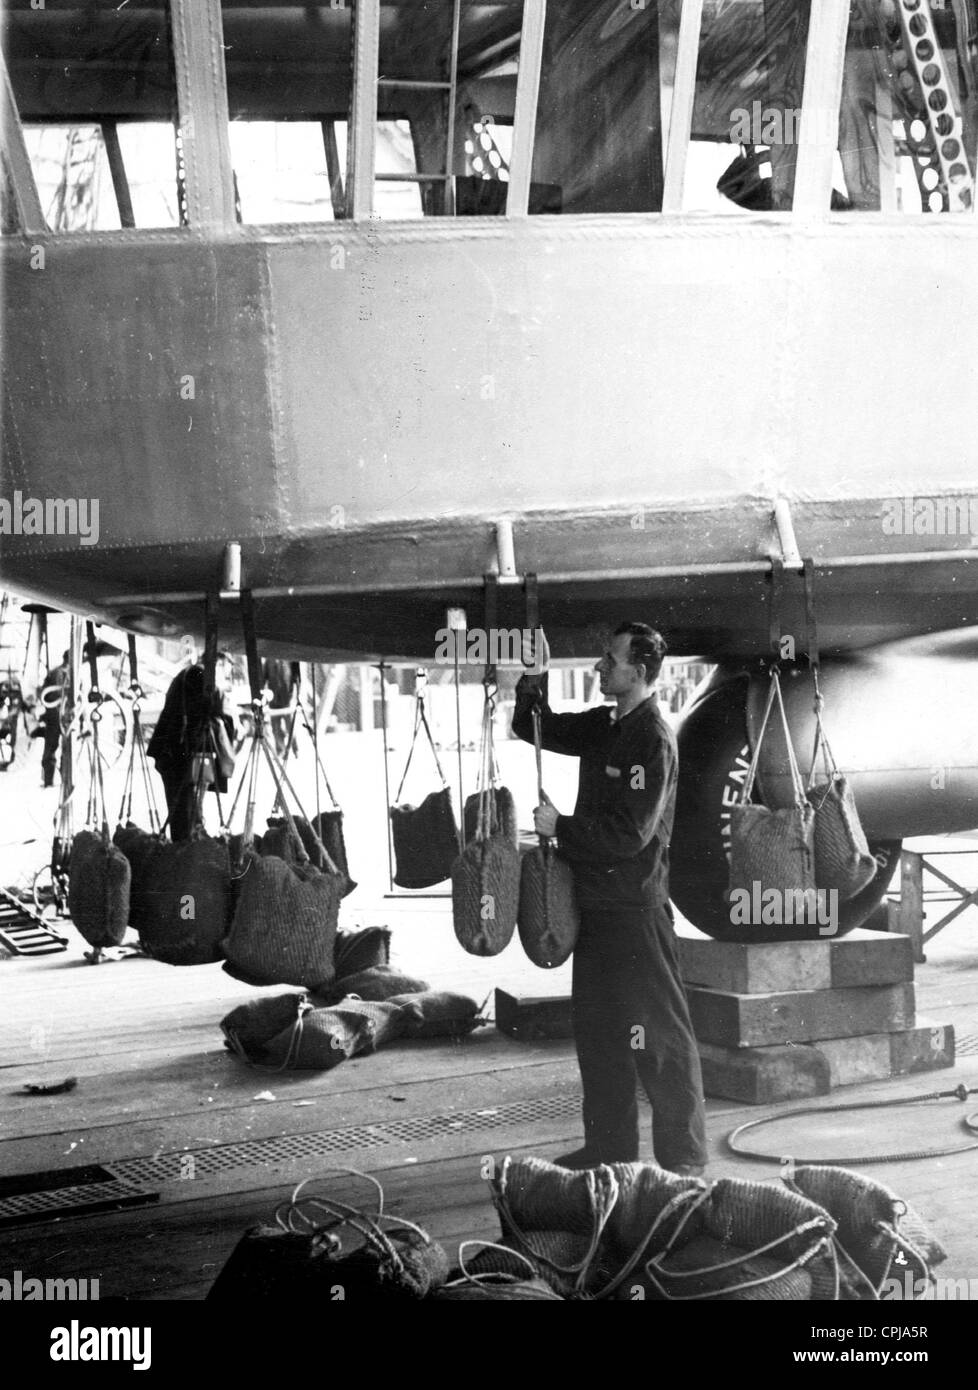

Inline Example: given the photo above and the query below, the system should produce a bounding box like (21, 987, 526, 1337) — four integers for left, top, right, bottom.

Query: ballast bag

(68, 829, 131, 949)
(452, 834, 520, 957)
(113, 822, 164, 938)
(807, 776, 877, 901)
(139, 835, 231, 965)
(463, 786, 519, 849)
(517, 841, 580, 968)
(223, 851, 341, 989)
(390, 788, 460, 889)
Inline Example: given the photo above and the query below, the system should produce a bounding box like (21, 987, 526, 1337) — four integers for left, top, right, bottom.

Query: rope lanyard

(742, 666, 807, 811)
(394, 680, 448, 802)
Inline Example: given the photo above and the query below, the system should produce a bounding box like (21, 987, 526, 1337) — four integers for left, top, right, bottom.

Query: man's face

(594, 632, 645, 697)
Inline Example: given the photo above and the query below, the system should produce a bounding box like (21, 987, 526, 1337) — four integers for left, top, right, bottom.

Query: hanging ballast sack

(390, 689, 460, 889)
(805, 675, 876, 901)
(727, 666, 816, 941)
(517, 701, 579, 969)
(452, 684, 520, 957)
(67, 664, 131, 955)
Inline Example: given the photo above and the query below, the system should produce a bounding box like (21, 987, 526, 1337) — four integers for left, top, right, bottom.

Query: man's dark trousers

(572, 903, 707, 1170)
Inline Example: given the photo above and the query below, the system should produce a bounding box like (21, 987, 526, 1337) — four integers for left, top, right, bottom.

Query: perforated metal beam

(170, 0, 236, 227)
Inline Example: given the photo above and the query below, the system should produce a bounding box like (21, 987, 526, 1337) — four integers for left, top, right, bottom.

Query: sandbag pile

(471, 1155, 946, 1301)
(220, 947, 485, 1071)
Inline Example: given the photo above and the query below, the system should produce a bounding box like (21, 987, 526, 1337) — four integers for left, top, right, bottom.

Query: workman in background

(35, 650, 70, 788)
(512, 622, 708, 1178)
(148, 639, 236, 841)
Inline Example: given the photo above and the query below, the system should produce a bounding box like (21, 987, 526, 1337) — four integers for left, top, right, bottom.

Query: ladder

(0, 887, 69, 957)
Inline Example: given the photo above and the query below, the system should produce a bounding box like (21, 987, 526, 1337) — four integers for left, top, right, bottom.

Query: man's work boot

(551, 1147, 605, 1171)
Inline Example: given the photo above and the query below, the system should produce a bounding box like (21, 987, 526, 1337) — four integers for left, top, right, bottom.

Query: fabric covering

(390, 788, 460, 889)
(223, 850, 341, 988)
(138, 834, 230, 965)
(67, 829, 131, 948)
(260, 813, 356, 898)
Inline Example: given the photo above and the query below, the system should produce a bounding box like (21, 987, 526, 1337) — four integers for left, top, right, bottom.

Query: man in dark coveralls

(512, 622, 708, 1176)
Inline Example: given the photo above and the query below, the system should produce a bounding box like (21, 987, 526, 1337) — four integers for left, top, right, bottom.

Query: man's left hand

(534, 791, 560, 838)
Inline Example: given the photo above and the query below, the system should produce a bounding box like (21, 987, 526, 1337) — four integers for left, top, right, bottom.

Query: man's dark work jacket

(512, 674, 677, 911)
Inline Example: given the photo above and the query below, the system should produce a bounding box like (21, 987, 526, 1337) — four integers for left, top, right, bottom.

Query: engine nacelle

(670, 629, 978, 941)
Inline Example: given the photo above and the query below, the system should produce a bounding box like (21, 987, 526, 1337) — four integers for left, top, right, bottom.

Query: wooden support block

(697, 1042, 831, 1105)
(899, 849, 926, 964)
(889, 1017, 955, 1075)
(687, 982, 916, 1048)
(677, 926, 914, 995)
(494, 989, 571, 1042)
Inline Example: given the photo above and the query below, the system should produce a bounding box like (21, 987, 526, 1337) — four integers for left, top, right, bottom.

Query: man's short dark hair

(614, 622, 667, 683)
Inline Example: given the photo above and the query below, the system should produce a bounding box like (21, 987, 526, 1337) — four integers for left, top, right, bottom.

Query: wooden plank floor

(2, 895, 977, 1302)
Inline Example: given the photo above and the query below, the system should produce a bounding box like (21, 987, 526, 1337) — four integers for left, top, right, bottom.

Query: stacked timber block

(679, 926, 954, 1104)
(495, 927, 955, 1105)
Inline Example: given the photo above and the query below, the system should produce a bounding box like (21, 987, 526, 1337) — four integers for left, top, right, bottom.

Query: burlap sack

(463, 786, 519, 848)
(67, 829, 131, 948)
(452, 834, 520, 957)
(262, 998, 413, 1069)
(786, 1166, 946, 1293)
(387, 990, 483, 1038)
(517, 842, 580, 968)
(139, 835, 231, 965)
(316, 964, 429, 1005)
(261, 813, 357, 898)
(390, 788, 460, 889)
(333, 926, 391, 979)
(224, 851, 341, 989)
(113, 822, 164, 937)
(807, 776, 877, 900)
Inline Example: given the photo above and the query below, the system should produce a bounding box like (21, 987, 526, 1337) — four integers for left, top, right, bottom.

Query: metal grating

(110, 1093, 581, 1185)
(955, 1032, 978, 1058)
(0, 1093, 580, 1224)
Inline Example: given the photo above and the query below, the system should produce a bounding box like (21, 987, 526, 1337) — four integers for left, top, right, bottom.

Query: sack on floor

(452, 833, 520, 957)
(262, 998, 414, 1069)
(517, 842, 580, 968)
(333, 926, 391, 979)
(223, 851, 341, 989)
(785, 1166, 946, 1296)
(113, 822, 164, 937)
(644, 1177, 838, 1301)
(207, 1220, 449, 1301)
(139, 835, 231, 965)
(463, 787, 518, 848)
(316, 963, 429, 1004)
(68, 829, 131, 949)
(220, 992, 307, 1057)
(388, 990, 483, 1038)
(390, 788, 460, 889)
